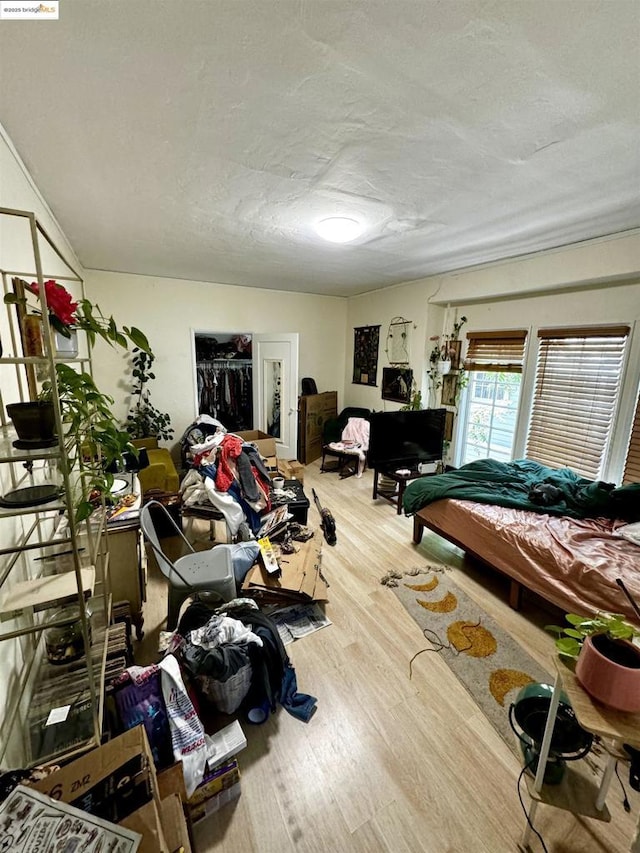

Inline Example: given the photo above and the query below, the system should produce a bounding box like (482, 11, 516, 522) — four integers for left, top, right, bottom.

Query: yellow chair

(132, 438, 180, 494)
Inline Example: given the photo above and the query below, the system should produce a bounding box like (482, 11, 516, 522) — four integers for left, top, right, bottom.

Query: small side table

(270, 479, 310, 525)
(372, 467, 432, 515)
(522, 658, 640, 851)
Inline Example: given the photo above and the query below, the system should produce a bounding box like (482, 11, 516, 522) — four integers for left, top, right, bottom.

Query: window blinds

(464, 330, 527, 373)
(525, 326, 629, 479)
(623, 392, 640, 484)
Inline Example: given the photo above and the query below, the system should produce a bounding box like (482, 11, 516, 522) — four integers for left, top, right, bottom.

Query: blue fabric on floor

(280, 664, 317, 722)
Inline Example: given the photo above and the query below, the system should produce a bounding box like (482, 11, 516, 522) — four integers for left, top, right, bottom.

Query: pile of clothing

(179, 415, 273, 537)
(109, 599, 317, 797)
(177, 599, 317, 725)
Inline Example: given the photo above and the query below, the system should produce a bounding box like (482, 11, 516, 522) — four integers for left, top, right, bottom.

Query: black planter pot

(6, 401, 57, 447)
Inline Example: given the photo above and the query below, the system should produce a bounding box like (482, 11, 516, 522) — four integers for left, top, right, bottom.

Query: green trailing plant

(546, 611, 640, 660)
(43, 364, 136, 521)
(5, 282, 154, 521)
(123, 348, 174, 441)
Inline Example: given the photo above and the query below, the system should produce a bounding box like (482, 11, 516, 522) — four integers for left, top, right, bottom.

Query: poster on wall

(381, 367, 413, 403)
(352, 325, 380, 386)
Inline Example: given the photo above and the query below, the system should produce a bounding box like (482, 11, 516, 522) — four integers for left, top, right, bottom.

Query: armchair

(132, 437, 180, 495)
(321, 407, 371, 478)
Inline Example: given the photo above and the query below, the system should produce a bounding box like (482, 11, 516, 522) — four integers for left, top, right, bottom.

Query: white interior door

(252, 333, 299, 459)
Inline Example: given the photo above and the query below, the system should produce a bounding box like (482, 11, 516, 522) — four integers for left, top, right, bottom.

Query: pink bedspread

(418, 499, 640, 622)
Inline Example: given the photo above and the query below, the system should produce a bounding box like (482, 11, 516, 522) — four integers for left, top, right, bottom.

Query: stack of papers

(270, 603, 332, 645)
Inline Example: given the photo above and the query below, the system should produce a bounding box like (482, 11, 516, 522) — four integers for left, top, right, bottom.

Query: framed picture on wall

(381, 367, 413, 403)
(441, 373, 458, 406)
(448, 340, 462, 371)
(444, 409, 455, 442)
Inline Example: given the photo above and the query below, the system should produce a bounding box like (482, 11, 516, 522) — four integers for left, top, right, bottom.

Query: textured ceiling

(1, 0, 639, 297)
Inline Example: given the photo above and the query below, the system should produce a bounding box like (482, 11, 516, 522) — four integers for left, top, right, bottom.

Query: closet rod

(197, 359, 251, 368)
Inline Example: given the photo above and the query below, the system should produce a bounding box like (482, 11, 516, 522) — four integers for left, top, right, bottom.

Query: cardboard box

(277, 458, 305, 484)
(236, 429, 277, 459)
(189, 781, 241, 824)
(287, 459, 304, 482)
(160, 794, 193, 853)
(29, 724, 160, 825)
(187, 759, 239, 809)
(157, 761, 188, 804)
(242, 536, 328, 604)
(120, 797, 168, 853)
(187, 761, 241, 824)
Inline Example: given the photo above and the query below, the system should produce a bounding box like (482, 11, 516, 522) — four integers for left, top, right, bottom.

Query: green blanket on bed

(402, 458, 640, 520)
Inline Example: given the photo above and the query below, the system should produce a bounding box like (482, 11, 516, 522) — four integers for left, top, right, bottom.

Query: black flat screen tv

(368, 408, 446, 470)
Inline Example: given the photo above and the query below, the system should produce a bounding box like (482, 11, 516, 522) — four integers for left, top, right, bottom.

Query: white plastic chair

(140, 499, 236, 629)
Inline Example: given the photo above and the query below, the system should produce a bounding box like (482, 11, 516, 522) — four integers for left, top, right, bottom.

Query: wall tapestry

(352, 325, 380, 386)
(381, 367, 413, 404)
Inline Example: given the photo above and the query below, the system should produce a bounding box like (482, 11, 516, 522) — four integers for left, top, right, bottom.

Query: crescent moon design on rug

(405, 576, 440, 592)
(489, 669, 536, 706)
(416, 590, 457, 613)
(447, 621, 497, 657)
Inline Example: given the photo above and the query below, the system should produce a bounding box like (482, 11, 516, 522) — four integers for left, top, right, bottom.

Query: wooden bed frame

(413, 506, 530, 611)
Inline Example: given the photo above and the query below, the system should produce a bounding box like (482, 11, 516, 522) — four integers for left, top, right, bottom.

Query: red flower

(29, 279, 78, 327)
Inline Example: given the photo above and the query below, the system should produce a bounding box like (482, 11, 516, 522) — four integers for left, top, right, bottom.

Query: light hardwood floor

(138, 461, 637, 853)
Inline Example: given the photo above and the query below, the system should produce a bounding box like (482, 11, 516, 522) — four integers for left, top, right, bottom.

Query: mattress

(416, 499, 640, 622)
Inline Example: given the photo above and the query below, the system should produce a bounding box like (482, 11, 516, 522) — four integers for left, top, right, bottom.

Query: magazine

(0, 784, 141, 852)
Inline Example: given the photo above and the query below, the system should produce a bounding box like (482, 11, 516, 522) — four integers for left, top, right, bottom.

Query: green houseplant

(47, 364, 137, 521)
(547, 611, 640, 712)
(4, 282, 153, 520)
(546, 611, 640, 660)
(123, 348, 174, 442)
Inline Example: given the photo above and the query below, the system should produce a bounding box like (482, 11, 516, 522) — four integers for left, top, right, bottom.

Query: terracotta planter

(575, 633, 640, 712)
(6, 401, 56, 447)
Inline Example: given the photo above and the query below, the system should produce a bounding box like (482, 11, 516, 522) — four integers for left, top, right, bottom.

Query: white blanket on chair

(327, 417, 370, 477)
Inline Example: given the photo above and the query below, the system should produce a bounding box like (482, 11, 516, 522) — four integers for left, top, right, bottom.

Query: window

(526, 326, 629, 479)
(459, 331, 527, 465)
(623, 391, 640, 484)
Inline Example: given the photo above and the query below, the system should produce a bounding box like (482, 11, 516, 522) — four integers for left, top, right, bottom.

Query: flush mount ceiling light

(315, 216, 363, 243)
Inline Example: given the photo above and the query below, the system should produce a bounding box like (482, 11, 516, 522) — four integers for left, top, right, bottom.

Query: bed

(404, 459, 640, 622)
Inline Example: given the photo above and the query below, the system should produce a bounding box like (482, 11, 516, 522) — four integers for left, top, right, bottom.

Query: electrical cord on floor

(408, 621, 478, 678)
(615, 760, 632, 813)
(516, 761, 549, 853)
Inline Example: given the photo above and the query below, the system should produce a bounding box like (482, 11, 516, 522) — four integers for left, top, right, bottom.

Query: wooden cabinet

(298, 392, 338, 464)
(107, 518, 145, 639)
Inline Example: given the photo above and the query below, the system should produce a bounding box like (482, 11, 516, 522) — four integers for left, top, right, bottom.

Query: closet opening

(194, 332, 253, 432)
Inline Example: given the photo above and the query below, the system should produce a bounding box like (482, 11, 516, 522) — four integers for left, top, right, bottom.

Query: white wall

(346, 237, 640, 481)
(84, 270, 348, 454)
(344, 277, 444, 413)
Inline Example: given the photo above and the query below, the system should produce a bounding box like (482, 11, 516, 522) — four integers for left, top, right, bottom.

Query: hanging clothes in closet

(196, 359, 253, 432)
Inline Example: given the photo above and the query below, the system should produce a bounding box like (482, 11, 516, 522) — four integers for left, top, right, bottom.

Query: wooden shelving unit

(0, 207, 112, 768)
